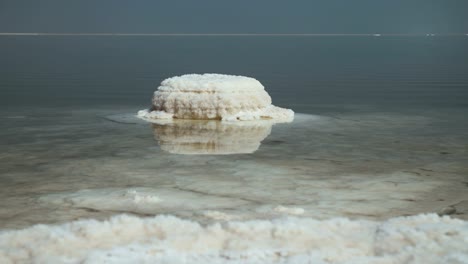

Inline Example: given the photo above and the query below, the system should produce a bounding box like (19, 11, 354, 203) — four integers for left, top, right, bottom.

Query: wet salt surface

(0, 106, 467, 230)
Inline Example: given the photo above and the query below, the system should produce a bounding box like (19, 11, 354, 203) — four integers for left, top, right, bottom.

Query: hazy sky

(1, 0, 467, 34)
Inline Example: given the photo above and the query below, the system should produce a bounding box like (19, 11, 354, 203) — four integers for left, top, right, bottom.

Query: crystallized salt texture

(138, 74, 294, 121)
(1, 214, 467, 263)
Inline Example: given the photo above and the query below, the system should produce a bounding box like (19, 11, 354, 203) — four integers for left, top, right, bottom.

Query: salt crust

(1, 214, 467, 263)
(138, 74, 294, 121)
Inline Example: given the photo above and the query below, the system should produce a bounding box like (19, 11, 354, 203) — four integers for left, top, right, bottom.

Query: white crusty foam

(0, 214, 467, 263)
(138, 73, 294, 121)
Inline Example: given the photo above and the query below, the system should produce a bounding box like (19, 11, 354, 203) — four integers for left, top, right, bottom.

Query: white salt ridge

(39, 188, 250, 215)
(138, 73, 294, 121)
(273, 206, 305, 215)
(255, 205, 306, 216)
(0, 214, 467, 263)
(201, 211, 240, 221)
(124, 190, 162, 204)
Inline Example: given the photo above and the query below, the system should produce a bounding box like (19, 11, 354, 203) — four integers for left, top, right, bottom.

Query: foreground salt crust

(1, 214, 467, 263)
(138, 74, 294, 121)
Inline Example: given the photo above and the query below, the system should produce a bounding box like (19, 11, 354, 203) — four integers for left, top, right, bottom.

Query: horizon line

(1, 33, 468, 37)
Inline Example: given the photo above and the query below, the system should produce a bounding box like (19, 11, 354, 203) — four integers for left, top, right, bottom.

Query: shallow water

(1, 107, 467, 229)
(0, 37, 468, 229)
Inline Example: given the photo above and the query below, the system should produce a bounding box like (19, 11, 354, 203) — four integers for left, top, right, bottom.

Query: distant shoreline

(0, 33, 467, 37)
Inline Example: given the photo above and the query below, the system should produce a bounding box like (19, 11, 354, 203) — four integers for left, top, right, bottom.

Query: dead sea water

(0, 36, 468, 230)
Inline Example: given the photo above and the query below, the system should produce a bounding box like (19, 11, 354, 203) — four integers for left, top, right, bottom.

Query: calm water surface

(1, 36, 468, 109)
(0, 37, 467, 229)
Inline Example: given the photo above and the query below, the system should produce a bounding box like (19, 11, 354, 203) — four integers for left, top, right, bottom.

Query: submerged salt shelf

(138, 74, 294, 121)
(1, 213, 467, 263)
(0, 107, 467, 262)
(1, 107, 468, 232)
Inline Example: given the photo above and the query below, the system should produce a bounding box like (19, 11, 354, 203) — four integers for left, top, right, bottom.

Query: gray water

(1, 36, 468, 110)
(1, 37, 467, 229)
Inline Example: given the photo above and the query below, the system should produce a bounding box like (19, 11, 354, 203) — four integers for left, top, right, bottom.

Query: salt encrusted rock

(138, 73, 294, 121)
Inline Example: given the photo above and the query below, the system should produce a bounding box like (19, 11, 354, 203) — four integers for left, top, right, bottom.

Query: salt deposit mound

(152, 119, 273, 154)
(138, 73, 294, 121)
(1, 214, 467, 263)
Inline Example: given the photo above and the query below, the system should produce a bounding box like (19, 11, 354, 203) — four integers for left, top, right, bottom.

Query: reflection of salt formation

(138, 73, 294, 121)
(152, 119, 273, 154)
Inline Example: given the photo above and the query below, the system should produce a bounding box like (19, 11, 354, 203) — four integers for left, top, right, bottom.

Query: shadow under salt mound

(152, 120, 274, 155)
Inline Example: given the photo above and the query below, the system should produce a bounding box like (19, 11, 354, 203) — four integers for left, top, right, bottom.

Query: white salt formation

(1, 214, 467, 263)
(152, 119, 273, 154)
(138, 73, 294, 121)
